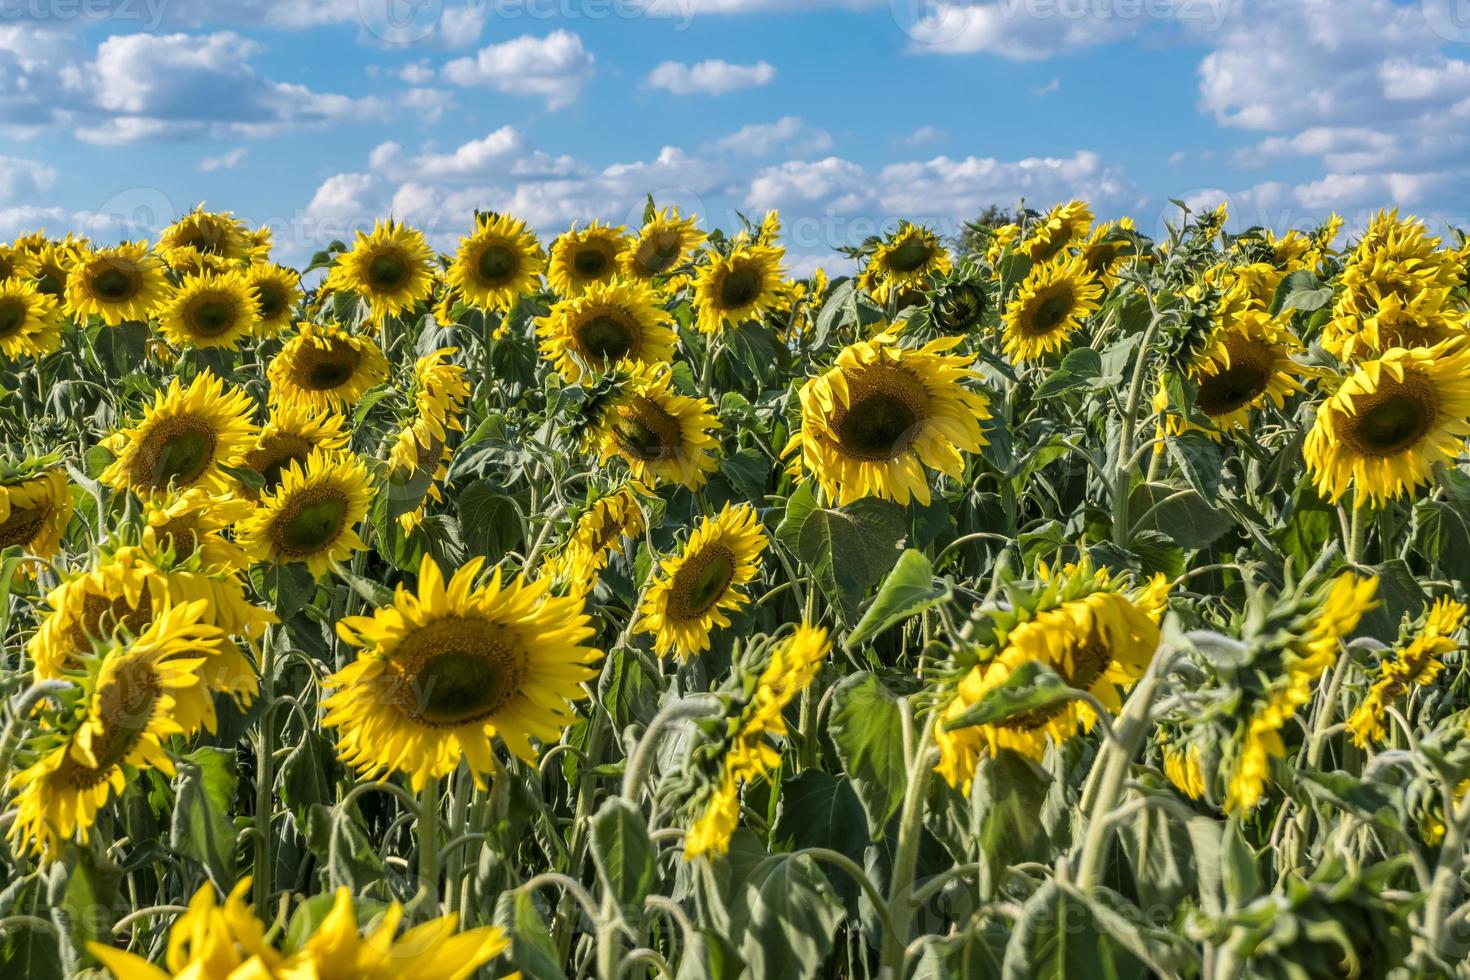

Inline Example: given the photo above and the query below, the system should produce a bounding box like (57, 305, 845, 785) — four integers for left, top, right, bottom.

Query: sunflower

(1002, 254, 1104, 362)
(26, 240, 81, 298)
(548, 221, 629, 297)
(447, 212, 545, 312)
(1303, 341, 1470, 506)
(592, 364, 721, 490)
(636, 502, 768, 660)
(1188, 310, 1305, 432)
(325, 219, 436, 320)
(241, 402, 350, 498)
(785, 333, 989, 507)
(936, 562, 1169, 792)
(90, 879, 282, 979)
(238, 449, 372, 578)
(7, 602, 220, 861)
(685, 624, 829, 858)
(157, 269, 261, 350)
(1076, 220, 1134, 287)
(100, 371, 258, 497)
(65, 242, 168, 326)
(693, 243, 786, 334)
(141, 487, 254, 573)
(858, 222, 952, 306)
(0, 277, 61, 360)
(386, 349, 470, 533)
(622, 207, 704, 284)
(1023, 200, 1094, 263)
(0, 243, 27, 280)
(537, 278, 678, 382)
(543, 485, 647, 585)
(268, 322, 390, 413)
(1347, 596, 1465, 747)
(160, 206, 252, 263)
(246, 262, 303, 337)
(1322, 289, 1465, 362)
(322, 554, 601, 788)
(0, 466, 72, 564)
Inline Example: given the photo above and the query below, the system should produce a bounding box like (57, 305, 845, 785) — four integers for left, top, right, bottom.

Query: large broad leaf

(914, 917, 1009, 980)
(1032, 348, 1108, 400)
(971, 753, 1052, 899)
(846, 549, 949, 649)
(590, 798, 656, 920)
(737, 855, 845, 980)
(1131, 482, 1234, 550)
(779, 488, 907, 623)
(492, 889, 566, 980)
(942, 660, 1075, 732)
(827, 672, 907, 837)
(458, 481, 524, 564)
(53, 846, 121, 970)
(1356, 558, 1424, 644)
(676, 929, 743, 980)
(172, 747, 240, 887)
(1002, 880, 1149, 980)
(770, 772, 868, 905)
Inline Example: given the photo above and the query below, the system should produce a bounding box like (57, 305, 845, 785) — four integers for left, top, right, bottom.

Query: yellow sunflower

(157, 269, 261, 350)
(65, 242, 168, 326)
(246, 262, 303, 337)
(1322, 289, 1466, 362)
(686, 624, 829, 858)
(636, 502, 768, 660)
(90, 879, 282, 979)
(100, 371, 258, 496)
(1002, 254, 1104, 363)
(25, 240, 81, 299)
(322, 554, 602, 788)
(325, 219, 437, 320)
(1303, 341, 1470, 506)
(141, 486, 254, 573)
(386, 349, 470, 533)
(548, 221, 629, 297)
(1188, 310, 1305, 432)
(537, 278, 678, 382)
(858, 222, 952, 306)
(447, 212, 545, 312)
(622, 207, 705, 284)
(937, 562, 1170, 792)
(543, 485, 647, 585)
(7, 601, 220, 862)
(592, 364, 721, 490)
(0, 277, 61, 360)
(1076, 220, 1134, 287)
(238, 449, 372, 578)
(1023, 200, 1094, 263)
(268, 322, 390, 413)
(0, 466, 72, 565)
(785, 333, 989, 507)
(1347, 596, 1465, 747)
(160, 206, 252, 263)
(694, 243, 786, 334)
(241, 401, 350, 498)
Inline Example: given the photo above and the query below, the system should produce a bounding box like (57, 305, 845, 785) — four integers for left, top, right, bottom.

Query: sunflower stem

(1346, 502, 1366, 564)
(416, 774, 443, 918)
(1111, 311, 1166, 548)
(1074, 668, 1162, 890)
(880, 705, 935, 978)
(253, 630, 276, 919)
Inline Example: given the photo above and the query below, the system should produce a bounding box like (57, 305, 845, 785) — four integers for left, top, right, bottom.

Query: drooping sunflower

(238, 449, 372, 578)
(0, 277, 61, 361)
(858, 222, 952, 306)
(157, 269, 261, 350)
(7, 602, 220, 862)
(936, 562, 1170, 792)
(622, 207, 705, 284)
(785, 333, 989, 507)
(592, 364, 721, 490)
(100, 371, 258, 497)
(65, 242, 168, 326)
(0, 465, 72, 564)
(1023, 200, 1095, 263)
(1322, 289, 1466, 362)
(447, 212, 546, 312)
(386, 349, 471, 533)
(1347, 596, 1465, 746)
(685, 624, 829, 858)
(1188, 310, 1305, 432)
(548, 221, 629, 297)
(159, 205, 252, 263)
(25, 240, 81, 299)
(241, 401, 350, 498)
(543, 485, 647, 585)
(693, 243, 786, 333)
(537, 278, 677, 382)
(246, 261, 303, 337)
(1076, 220, 1135, 287)
(322, 554, 602, 788)
(268, 322, 390, 413)
(1002, 254, 1104, 363)
(141, 486, 254, 573)
(325, 219, 437, 320)
(1303, 341, 1470, 506)
(636, 502, 768, 660)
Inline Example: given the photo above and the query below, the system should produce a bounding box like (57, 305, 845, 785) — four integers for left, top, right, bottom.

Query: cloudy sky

(3, 0, 1470, 271)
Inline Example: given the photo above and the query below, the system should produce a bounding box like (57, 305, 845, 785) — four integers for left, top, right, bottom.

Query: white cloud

(199, 147, 248, 172)
(0, 156, 57, 203)
(704, 117, 832, 157)
(413, 127, 527, 178)
(900, 126, 946, 147)
(748, 157, 869, 212)
(1033, 77, 1061, 96)
(901, 0, 1222, 59)
(644, 59, 775, 96)
(442, 31, 594, 109)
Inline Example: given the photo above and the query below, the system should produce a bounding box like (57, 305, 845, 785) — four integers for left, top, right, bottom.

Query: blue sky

(3, 0, 1469, 272)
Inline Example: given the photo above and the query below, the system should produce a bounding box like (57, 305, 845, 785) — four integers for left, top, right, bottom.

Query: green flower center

(669, 545, 736, 620)
(367, 251, 409, 292)
(0, 298, 27, 338)
(577, 313, 636, 364)
(186, 296, 238, 337)
(93, 266, 139, 303)
(142, 418, 217, 489)
(393, 616, 527, 727)
(573, 246, 610, 279)
(275, 488, 349, 556)
(883, 236, 935, 275)
(719, 267, 763, 309)
(477, 243, 519, 286)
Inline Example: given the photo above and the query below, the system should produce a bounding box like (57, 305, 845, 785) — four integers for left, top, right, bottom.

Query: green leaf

(847, 549, 949, 648)
(1131, 482, 1234, 550)
(1357, 558, 1425, 644)
(943, 660, 1076, 732)
(915, 918, 1009, 979)
(1296, 770, 1403, 834)
(827, 672, 907, 837)
(171, 747, 240, 887)
(738, 855, 845, 980)
(1002, 880, 1148, 980)
(54, 846, 121, 968)
(590, 798, 656, 920)
(458, 481, 525, 564)
(248, 561, 317, 622)
(971, 752, 1052, 899)
(281, 729, 340, 813)
(770, 773, 867, 904)
(493, 889, 566, 980)
(792, 497, 907, 623)
(677, 929, 743, 980)
(1032, 348, 1104, 399)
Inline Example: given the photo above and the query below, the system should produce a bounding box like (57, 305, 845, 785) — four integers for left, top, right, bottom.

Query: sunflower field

(1, 199, 1469, 979)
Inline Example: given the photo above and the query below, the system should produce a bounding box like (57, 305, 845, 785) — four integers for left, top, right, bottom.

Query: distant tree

(955, 203, 1026, 257)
